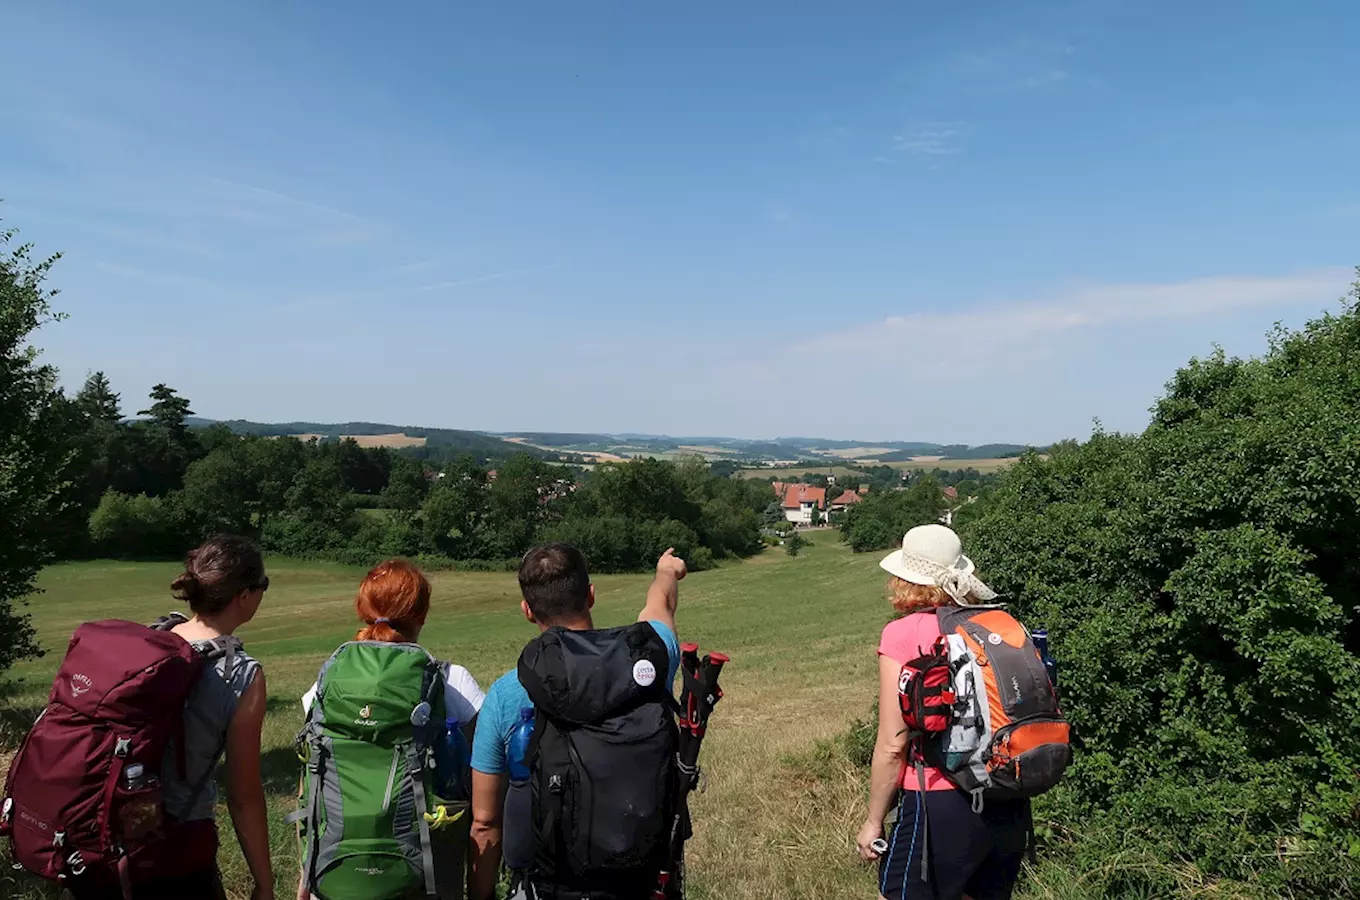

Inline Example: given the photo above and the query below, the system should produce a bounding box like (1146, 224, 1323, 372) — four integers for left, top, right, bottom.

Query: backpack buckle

(53, 831, 65, 848)
(548, 774, 564, 794)
(114, 737, 131, 758)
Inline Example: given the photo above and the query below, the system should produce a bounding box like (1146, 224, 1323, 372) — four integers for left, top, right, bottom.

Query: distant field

(504, 436, 626, 461)
(737, 457, 1028, 480)
(737, 465, 867, 481)
(288, 432, 427, 449)
(817, 447, 895, 459)
(884, 456, 1031, 473)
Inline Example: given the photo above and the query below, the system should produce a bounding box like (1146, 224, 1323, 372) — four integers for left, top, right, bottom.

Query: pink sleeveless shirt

(878, 612, 955, 791)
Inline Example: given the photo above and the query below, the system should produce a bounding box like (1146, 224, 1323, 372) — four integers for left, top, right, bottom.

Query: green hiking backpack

(291, 641, 455, 900)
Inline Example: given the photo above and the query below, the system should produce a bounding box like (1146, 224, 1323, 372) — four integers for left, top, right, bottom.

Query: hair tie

(374, 617, 391, 625)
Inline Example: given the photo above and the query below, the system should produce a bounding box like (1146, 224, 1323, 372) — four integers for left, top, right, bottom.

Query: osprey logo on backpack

(68, 673, 92, 697)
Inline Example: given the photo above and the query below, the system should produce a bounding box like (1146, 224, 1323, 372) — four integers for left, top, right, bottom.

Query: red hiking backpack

(0, 618, 237, 897)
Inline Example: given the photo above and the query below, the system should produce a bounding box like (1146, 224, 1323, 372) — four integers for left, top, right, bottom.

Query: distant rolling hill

(189, 419, 550, 461)
(184, 420, 1041, 465)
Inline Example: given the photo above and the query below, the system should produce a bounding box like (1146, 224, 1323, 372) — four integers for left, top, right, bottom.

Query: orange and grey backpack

(900, 606, 1070, 806)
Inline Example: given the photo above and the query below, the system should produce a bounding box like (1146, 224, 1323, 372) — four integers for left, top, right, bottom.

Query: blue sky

(3, 1, 1357, 445)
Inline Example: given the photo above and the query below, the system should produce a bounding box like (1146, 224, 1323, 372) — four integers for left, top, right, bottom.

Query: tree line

(57, 375, 770, 575)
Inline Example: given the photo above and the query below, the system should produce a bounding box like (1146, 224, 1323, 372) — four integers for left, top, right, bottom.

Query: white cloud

(893, 122, 965, 157)
(787, 268, 1353, 368)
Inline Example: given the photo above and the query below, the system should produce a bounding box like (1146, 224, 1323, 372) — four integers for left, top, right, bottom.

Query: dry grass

(817, 448, 897, 460)
(883, 457, 1029, 474)
(342, 432, 427, 448)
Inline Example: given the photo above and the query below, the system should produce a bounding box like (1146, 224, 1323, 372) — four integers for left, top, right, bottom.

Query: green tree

(132, 384, 199, 496)
(178, 445, 257, 538)
(839, 475, 948, 552)
(139, 383, 193, 434)
(76, 371, 121, 422)
(482, 454, 564, 557)
(419, 456, 489, 557)
(0, 217, 71, 670)
(382, 456, 430, 512)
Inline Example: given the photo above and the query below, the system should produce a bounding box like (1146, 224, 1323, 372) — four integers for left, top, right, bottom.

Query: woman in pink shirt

(856, 525, 1031, 900)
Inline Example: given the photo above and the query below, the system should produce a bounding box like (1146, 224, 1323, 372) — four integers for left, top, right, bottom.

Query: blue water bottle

(503, 706, 537, 871)
(1031, 628, 1058, 691)
(507, 707, 536, 783)
(434, 717, 469, 799)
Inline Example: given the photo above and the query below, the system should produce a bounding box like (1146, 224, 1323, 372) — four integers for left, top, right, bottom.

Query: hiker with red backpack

(856, 525, 1070, 900)
(2, 534, 276, 900)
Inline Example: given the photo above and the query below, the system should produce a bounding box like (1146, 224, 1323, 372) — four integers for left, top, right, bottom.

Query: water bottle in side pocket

(434, 717, 469, 801)
(503, 706, 537, 870)
(1031, 627, 1058, 692)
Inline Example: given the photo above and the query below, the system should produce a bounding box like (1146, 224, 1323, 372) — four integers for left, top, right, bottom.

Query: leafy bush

(88, 491, 183, 558)
(839, 475, 948, 552)
(957, 280, 1360, 893)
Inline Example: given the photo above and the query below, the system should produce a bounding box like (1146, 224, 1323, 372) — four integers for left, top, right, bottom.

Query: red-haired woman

(298, 560, 484, 900)
(300, 559, 483, 718)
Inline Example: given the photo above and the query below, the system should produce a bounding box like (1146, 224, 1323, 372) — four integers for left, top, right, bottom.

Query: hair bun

(171, 571, 202, 604)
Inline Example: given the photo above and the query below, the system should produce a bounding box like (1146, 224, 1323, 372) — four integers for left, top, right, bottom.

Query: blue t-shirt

(471, 620, 680, 776)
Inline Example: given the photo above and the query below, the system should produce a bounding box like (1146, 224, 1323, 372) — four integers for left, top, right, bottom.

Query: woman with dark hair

(144, 534, 274, 900)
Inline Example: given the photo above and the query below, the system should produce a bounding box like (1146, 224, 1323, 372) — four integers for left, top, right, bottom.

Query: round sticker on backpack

(632, 659, 657, 687)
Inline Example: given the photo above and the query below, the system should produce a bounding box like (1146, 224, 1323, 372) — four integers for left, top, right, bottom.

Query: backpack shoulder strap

(150, 611, 190, 631)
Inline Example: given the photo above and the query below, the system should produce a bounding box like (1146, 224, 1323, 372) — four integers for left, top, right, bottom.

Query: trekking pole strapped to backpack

(653, 643, 727, 900)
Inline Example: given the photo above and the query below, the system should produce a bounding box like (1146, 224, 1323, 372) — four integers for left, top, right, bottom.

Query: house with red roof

(828, 489, 863, 518)
(771, 481, 827, 524)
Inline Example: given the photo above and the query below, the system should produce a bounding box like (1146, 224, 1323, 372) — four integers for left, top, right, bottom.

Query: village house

(770, 481, 826, 524)
(828, 489, 862, 518)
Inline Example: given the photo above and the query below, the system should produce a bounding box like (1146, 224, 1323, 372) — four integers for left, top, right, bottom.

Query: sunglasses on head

(252, 576, 270, 593)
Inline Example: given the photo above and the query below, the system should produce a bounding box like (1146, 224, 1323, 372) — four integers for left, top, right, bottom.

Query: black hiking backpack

(516, 623, 679, 888)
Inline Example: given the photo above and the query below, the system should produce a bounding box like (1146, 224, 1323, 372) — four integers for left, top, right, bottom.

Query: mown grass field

(1, 535, 1213, 900)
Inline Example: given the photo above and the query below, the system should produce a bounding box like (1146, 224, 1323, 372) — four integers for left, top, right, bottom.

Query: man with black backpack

(468, 543, 686, 900)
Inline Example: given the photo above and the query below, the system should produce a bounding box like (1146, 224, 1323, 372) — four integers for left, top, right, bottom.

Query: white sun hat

(879, 524, 999, 606)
